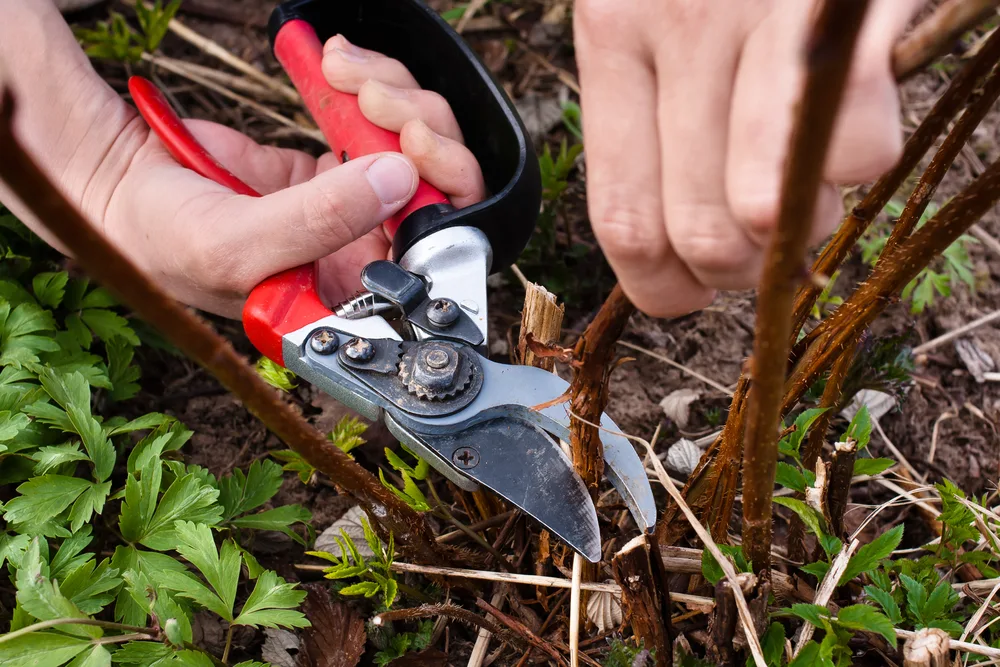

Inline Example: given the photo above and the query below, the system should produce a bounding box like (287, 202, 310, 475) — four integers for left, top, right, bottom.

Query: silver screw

(309, 328, 339, 355)
(427, 298, 460, 327)
(452, 446, 480, 469)
(344, 337, 375, 362)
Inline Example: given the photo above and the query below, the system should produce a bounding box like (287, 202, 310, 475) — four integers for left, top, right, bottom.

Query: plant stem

(742, 0, 873, 574)
(92, 633, 157, 646)
(427, 479, 514, 572)
(790, 25, 1000, 335)
(0, 89, 450, 567)
(893, 0, 1000, 81)
(222, 626, 233, 664)
(0, 619, 155, 644)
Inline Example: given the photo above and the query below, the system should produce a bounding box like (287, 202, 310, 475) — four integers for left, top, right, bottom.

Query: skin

(1, 0, 927, 320)
(574, 0, 926, 317)
(0, 3, 483, 318)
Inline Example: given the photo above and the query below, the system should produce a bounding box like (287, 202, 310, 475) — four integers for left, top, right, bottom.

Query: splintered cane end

(903, 627, 950, 667)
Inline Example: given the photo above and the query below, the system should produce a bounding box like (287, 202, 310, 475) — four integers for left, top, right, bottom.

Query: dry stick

(901, 628, 952, 667)
(897, 628, 1000, 660)
(969, 222, 1000, 255)
(147, 55, 287, 102)
(742, 0, 872, 574)
(141, 53, 326, 145)
(893, 0, 1000, 81)
(476, 598, 568, 667)
(913, 309, 1000, 354)
(883, 61, 1000, 254)
(517, 282, 564, 370)
(790, 25, 1000, 334)
(792, 539, 860, 657)
(0, 91, 447, 565)
(636, 434, 766, 667)
(826, 439, 859, 537)
(611, 535, 671, 665)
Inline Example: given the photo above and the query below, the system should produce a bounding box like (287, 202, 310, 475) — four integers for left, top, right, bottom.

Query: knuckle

(301, 183, 359, 250)
(590, 192, 668, 264)
(669, 207, 753, 277)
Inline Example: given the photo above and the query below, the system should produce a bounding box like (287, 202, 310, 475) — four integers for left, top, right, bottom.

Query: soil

(63, 0, 1000, 662)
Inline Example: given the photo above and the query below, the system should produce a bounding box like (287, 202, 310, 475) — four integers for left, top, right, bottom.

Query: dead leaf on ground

(314, 505, 377, 560)
(585, 587, 623, 633)
(262, 629, 300, 667)
(840, 389, 896, 422)
(659, 388, 701, 428)
(297, 583, 366, 667)
(514, 90, 566, 144)
(664, 438, 702, 477)
(955, 338, 996, 383)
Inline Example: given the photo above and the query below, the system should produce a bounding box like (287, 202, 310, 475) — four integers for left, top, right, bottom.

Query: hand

(573, 0, 925, 317)
(100, 35, 484, 318)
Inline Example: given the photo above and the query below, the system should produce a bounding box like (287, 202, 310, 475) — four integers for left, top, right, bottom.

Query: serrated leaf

(81, 308, 138, 345)
(230, 504, 312, 545)
(0, 632, 91, 667)
(172, 522, 240, 617)
(759, 622, 786, 667)
(107, 413, 172, 436)
(107, 338, 140, 402)
(33, 272, 68, 309)
(218, 459, 284, 521)
(234, 570, 308, 628)
(328, 416, 367, 456)
(853, 457, 894, 477)
(776, 462, 807, 493)
(271, 449, 315, 485)
(67, 480, 111, 532)
(922, 580, 958, 623)
(845, 405, 872, 450)
(256, 356, 296, 392)
(65, 314, 92, 350)
(339, 581, 381, 598)
(837, 604, 896, 646)
(4, 474, 91, 526)
(36, 369, 114, 481)
(110, 546, 190, 626)
(15, 538, 99, 638)
(78, 287, 117, 309)
(801, 561, 831, 579)
(32, 443, 90, 475)
(864, 585, 903, 624)
(774, 497, 827, 539)
(159, 568, 232, 621)
(0, 532, 31, 569)
(840, 525, 903, 585)
(901, 574, 928, 621)
(788, 603, 829, 629)
(378, 469, 430, 511)
(110, 642, 173, 665)
(60, 557, 120, 615)
(785, 408, 830, 457)
(129, 471, 222, 551)
(0, 301, 60, 367)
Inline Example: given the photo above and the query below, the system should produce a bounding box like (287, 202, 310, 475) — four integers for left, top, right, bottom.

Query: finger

(193, 153, 417, 297)
(575, 1, 713, 317)
(825, 0, 925, 181)
(322, 34, 419, 93)
(400, 120, 485, 208)
(358, 80, 464, 142)
(657, 4, 767, 290)
(317, 227, 391, 306)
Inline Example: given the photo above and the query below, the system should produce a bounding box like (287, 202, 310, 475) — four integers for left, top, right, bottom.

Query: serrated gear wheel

(397, 342, 473, 401)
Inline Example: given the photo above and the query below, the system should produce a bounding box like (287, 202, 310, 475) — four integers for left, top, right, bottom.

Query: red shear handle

(273, 19, 449, 237)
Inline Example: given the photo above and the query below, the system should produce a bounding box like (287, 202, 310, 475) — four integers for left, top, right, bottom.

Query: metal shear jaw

(279, 264, 657, 562)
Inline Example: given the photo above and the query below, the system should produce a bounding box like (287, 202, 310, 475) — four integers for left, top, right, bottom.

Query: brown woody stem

(741, 0, 872, 574)
(826, 439, 858, 538)
(893, 0, 1000, 81)
(0, 90, 448, 565)
(611, 534, 672, 666)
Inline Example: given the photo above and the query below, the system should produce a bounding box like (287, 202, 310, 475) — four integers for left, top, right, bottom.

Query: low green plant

(858, 199, 978, 314)
(75, 0, 182, 63)
(368, 618, 434, 667)
(378, 444, 430, 512)
(307, 515, 399, 609)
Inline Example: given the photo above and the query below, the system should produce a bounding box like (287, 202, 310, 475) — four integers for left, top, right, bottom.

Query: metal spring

(333, 290, 395, 320)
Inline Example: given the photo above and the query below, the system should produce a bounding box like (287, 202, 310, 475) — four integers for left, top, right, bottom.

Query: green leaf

(81, 308, 138, 345)
(123, 465, 222, 551)
(218, 459, 283, 521)
(783, 408, 830, 457)
(172, 522, 241, 617)
(78, 287, 117, 310)
(774, 497, 827, 539)
(758, 622, 786, 667)
(4, 475, 92, 526)
(66, 645, 111, 667)
(0, 632, 91, 667)
(230, 504, 312, 545)
(379, 469, 430, 511)
(0, 410, 30, 441)
(255, 356, 296, 392)
(845, 405, 872, 450)
(775, 462, 807, 493)
(801, 561, 830, 580)
(853, 457, 894, 476)
(234, 569, 309, 628)
(836, 604, 896, 646)
(819, 533, 843, 559)
(172, 651, 216, 667)
(787, 603, 829, 629)
(329, 416, 367, 456)
(67, 481, 111, 532)
(107, 338, 140, 402)
(33, 272, 68, 309)
(0, 301, 60, 367)
(33, 443, 90, 475)
(65, 314, 92, 350)
(0, 532, 31, 569)
(159, 568, 232, 621)
(901, 574, 928, 622)
(864, 585, 903, 624)
(788, 641, 823, 667)
(109, 641, 173, 665)
(922, 580, 959, 623)
(36, 369, 114, 481)
(840, 525, 903, 585)
(59, 557, 120, 615)
(339, 581, 381, 597)
(271, 449, 315, 485)
(107, 413, 173, 437)
(15, 538, 99, 638)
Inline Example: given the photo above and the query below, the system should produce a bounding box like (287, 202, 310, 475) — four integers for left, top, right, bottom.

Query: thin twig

(0, 89, 447, 565)
(792, 539, 860, 657)
(476, 598, 568, 667)
(742, 0, 873, 573)
(913, 310, 1000, 355)
(617, 341, 733, 396)
(894, 0, 1000, 81)
(570, 553, 583, 667)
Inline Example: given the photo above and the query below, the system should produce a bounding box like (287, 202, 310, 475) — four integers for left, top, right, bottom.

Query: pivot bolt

(344, 337, 375, 362)
(424, 348, 450, 369)
(452, 446, 480, 469)
(427, 298, 460, 327)
(309, 328, 339, 355)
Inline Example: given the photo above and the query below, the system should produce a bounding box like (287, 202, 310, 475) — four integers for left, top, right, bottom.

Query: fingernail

(334, 46, 370, 64)
(366, 155, 416, 204)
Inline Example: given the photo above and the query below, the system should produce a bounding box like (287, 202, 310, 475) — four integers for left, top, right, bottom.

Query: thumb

(234, 152, 417, 285)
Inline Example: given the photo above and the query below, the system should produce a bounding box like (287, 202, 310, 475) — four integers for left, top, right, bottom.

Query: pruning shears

(127, 0, 656, 562)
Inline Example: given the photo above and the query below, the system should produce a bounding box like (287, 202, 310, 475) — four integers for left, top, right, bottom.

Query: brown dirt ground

(69, 0, 1000, 662)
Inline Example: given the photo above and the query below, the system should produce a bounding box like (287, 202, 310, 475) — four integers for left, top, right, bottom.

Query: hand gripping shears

(128, 0, 656, 562)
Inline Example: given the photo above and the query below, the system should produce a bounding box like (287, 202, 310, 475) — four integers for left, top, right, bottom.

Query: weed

(308, 515, 400, 609)
(74, 0, 181, 63)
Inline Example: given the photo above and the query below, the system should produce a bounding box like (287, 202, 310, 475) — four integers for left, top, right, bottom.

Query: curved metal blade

(399, 359, 657, 532)
(413, 417, 602, 563)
